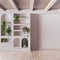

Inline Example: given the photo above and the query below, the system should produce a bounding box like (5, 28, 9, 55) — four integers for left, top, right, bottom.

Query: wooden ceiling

(34, 0, 50, 10)
(50, 0, 60, 10)
(13, 0, 30, 10)
(0, 0, 60, 11)
(0, 0, 13, 10)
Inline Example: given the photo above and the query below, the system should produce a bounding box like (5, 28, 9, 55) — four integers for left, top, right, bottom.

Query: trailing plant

(1, 21, 6, 35)
(22, 38, 28, 48)
(6, 27, 11, 36)
(23, 27, 29, 36)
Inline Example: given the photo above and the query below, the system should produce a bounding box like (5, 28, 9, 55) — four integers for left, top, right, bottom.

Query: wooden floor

(0, 50, 60, 60)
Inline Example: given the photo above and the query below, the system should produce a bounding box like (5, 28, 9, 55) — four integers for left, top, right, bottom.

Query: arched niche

(14, 38, 20, 47)
(22, 38, 28, 48)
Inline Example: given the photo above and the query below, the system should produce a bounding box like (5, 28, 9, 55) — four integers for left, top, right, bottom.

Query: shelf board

(13, 30, 22, 32)
(13, 24, 30, 26)
(21, 48, 30, 50)
(13, 24, 23, 25)
(13, 18, 28, 20)
(14, 47, 21, 49)
(1, 36, 12, 38)
(1, 36, 30, 38)
(18, 18, 28, 20)
(14, 47, 29, 50)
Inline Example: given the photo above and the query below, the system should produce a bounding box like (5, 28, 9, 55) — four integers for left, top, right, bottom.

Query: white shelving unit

(0, 12, 31, 51)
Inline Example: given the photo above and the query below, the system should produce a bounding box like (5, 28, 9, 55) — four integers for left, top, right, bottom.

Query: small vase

(24, 32, 27, 37)
(23, 45, 26, 48)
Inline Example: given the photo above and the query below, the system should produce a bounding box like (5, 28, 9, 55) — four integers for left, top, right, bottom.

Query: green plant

(14, 15, 19, 22)
(1, 38, 8, 42)
(6, 27, 11, 36)
(23, 27, 29, 36)
(22, 38, 28, 48)
(1, 21, 6, 35)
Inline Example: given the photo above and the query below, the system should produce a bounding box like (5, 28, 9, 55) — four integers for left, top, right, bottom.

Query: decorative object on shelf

(14, 15, 19, 24)
(22, 27, 29, 37)
(14, 38, 20, 47)
(22, 38, 28, 48)
(6, 27, 11, 36)
(1, 21, 6, 36)
(1, 38, 8, 42)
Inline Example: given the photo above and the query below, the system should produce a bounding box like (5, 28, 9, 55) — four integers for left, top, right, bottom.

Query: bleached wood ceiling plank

(45, 0, 57, 11)
(7, 0, 18, 10)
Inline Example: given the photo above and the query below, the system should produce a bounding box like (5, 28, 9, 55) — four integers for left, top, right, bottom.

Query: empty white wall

(31, 14, 60, 50)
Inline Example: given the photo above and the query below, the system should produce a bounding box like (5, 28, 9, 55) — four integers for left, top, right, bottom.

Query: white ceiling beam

(45, 0, 57, 11)
(30, 0, 34, 10)
(7, 0, 18, 10)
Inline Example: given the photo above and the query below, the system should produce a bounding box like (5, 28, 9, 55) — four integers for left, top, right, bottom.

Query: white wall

(31, 14, 60, 50)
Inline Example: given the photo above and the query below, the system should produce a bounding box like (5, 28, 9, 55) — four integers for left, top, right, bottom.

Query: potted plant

(22, 38, 28, 48)
(22, 27, 29, 37)
(14, 15, 19, 24)
(6, 27, 11, 36)
(1, 21, 6, 35)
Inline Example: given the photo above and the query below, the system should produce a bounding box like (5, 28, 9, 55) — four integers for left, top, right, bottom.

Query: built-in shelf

(0, 12, 30, 51)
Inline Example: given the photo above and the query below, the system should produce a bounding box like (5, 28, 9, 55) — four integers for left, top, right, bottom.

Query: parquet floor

(0, 50, 60, 60)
